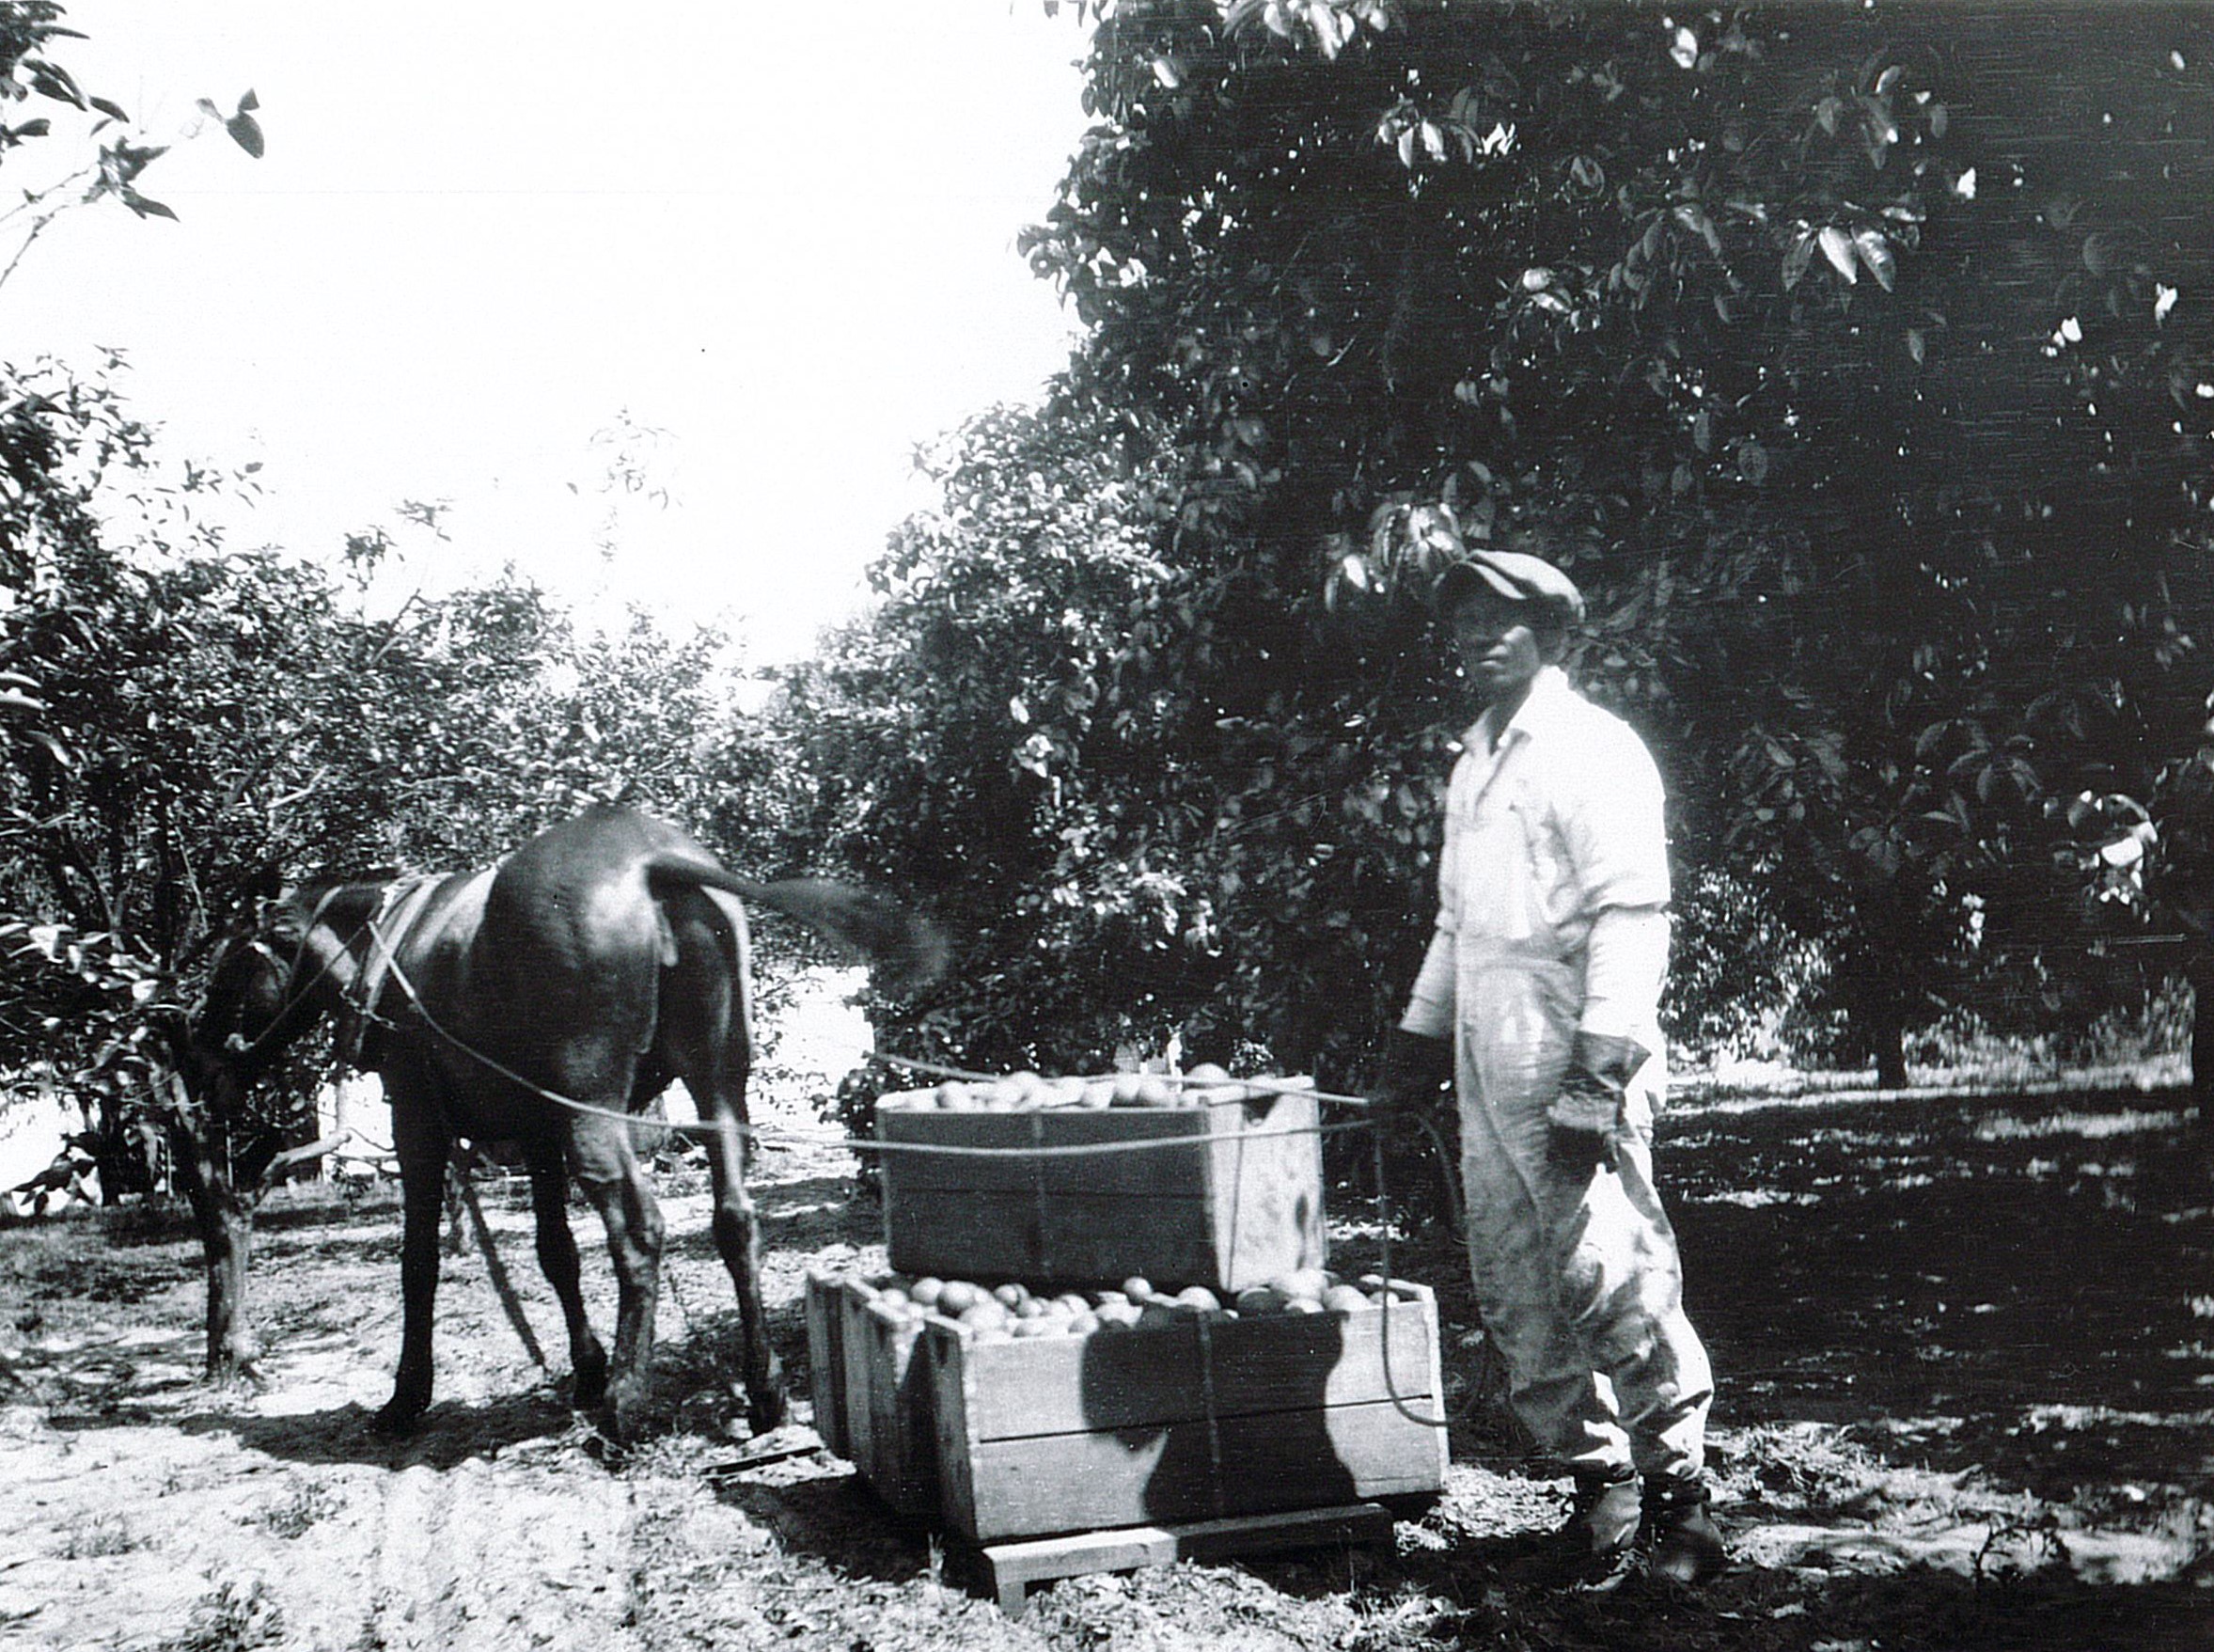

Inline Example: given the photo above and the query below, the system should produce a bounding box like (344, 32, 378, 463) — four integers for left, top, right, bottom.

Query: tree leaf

(1853, 228, 1895, 291)
(24, 59, 85, 108)
(118, 189, 178, 222)
(226, 112, 264, 159)
(24, 729, 74, 766)
(1782, 228, 1816, 291)
(1818, 226, 1859, 283)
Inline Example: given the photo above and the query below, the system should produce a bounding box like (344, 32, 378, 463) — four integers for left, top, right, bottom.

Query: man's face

(1447, 589, 1548, 706)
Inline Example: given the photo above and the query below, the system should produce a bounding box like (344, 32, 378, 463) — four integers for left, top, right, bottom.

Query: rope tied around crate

(1192, 1311, 1230, 1521)
(867, 1049, 1454, 1435)
(1028, 1108, 1055, 1282)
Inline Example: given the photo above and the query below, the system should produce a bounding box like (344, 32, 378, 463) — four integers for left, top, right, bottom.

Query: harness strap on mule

(338, 876, 439, 1068)
(226, 882, 364, 1070)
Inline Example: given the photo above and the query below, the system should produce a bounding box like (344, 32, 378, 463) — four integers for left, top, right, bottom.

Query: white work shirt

(1401, 666, 1671, 1047)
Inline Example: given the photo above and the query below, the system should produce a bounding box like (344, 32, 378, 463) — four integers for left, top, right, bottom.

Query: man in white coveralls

(1374, 543, 1725, 1592)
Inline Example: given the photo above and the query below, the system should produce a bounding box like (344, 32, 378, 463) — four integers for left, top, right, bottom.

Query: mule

(184, 805, 943, 1440)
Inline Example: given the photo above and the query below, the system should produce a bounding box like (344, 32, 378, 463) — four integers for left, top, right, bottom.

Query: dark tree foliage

(991, 0, 2214, 1090)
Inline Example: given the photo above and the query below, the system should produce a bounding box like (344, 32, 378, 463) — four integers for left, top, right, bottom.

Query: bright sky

(5, 1, 1092, 661)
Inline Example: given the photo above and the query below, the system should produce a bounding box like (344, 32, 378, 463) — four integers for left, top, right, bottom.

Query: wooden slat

(879, 1109, 1213, 1196)
(1208, 1118, 1327, 1293)
(933, 1322, 978, 1537)
(971, 1501, 1394, 1614)
(952, 1316, 1204, 1439)
(1208, 1300, 1438, 1423)
(887, 1190, 1219, 1284)
(802, 1270, 848, 1459)
(838, 1287, 937, 1516)
(947, 1298, 1439, 1442)
(950, 1396, 1448, 1543)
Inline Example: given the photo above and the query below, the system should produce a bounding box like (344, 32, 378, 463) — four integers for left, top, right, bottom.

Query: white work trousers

(1455, 943, 1713, 1484)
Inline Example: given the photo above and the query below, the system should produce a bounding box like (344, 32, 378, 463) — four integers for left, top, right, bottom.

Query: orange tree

(780, 399, 1248, 1106)
(0, 1, 810, 1374)
(0, 366, 776, 1377)
(951, 0, 2214, 1090)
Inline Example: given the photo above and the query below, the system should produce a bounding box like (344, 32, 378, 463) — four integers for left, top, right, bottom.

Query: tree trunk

(163, 1107, 262, 1383)
(198, 1198, 259, 1380)
(88, 1101, 157, 1205)
(1870, 999, 1908, 1091)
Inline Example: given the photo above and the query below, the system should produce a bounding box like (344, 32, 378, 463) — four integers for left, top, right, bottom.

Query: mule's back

(463, 808, 715, 1092)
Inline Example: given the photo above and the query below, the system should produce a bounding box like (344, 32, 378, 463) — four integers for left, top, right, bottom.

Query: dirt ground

(3, 1080, 2211, 1651)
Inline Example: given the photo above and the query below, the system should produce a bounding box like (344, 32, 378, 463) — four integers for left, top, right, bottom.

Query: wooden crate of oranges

(814, 1266, 1447, 1543)
(874, 1068, 1327, 1294)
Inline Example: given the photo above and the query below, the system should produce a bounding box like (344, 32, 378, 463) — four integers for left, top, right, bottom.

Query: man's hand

(1372, 1028, 1452, 1119)
(1545, 1031, 1650, 1175)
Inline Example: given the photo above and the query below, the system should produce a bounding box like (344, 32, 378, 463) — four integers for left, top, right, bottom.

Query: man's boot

(1643, 1476, 1727, 1585)
(1506, 1470, 1641, 1593)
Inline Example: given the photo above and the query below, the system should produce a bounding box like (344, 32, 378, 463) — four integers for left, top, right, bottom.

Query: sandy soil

(2, 1083, 2211, 1651)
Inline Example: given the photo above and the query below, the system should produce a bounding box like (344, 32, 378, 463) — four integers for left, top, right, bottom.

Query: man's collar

(1467, 665, 1574, 751)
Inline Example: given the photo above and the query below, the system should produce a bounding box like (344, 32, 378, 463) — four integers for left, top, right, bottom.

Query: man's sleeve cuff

(1399, 1001, 1453, 1041)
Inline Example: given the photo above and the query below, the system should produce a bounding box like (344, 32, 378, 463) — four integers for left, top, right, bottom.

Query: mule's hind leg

(701, 1104, 785, 1433)
(525, 1141, 607, 1408)
(377, 1079, 450, 1435)
(572, 1120, 665, 1443)
(661, 889, 785, 1432)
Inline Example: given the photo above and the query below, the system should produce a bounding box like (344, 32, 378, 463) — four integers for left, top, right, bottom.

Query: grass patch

(255, 1481, 343, 1540)
(58, 1512, 149, 1558)
(158, 1576, 286, 1652)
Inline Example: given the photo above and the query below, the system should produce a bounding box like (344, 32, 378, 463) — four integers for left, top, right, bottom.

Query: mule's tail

(646, 856, 948, 996)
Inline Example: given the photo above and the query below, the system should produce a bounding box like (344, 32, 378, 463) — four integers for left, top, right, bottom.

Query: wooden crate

(875, 1079, 1326, 1292)
(803, 1271, 937, 1516)
(926, 1285, 1449, 1545)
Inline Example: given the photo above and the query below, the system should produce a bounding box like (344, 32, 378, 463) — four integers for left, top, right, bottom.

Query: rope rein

(310, 907, 1456, 1434)
(363, 928, 1383, 1154)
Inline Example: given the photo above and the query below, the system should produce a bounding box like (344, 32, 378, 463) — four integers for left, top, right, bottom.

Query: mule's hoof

(596, 1383, 651, 1448)
(747, 1390, 788, 1436)
(571, 1346, 610, 1409)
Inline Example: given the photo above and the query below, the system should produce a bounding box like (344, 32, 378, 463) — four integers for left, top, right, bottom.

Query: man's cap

(1432, 549, 1586, 625)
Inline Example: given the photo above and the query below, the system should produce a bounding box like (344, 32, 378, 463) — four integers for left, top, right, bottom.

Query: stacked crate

(804, 1070, 1448, 1601)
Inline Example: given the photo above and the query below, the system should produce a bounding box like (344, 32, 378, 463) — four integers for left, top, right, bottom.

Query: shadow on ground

(170, 1388, 586, 1469)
